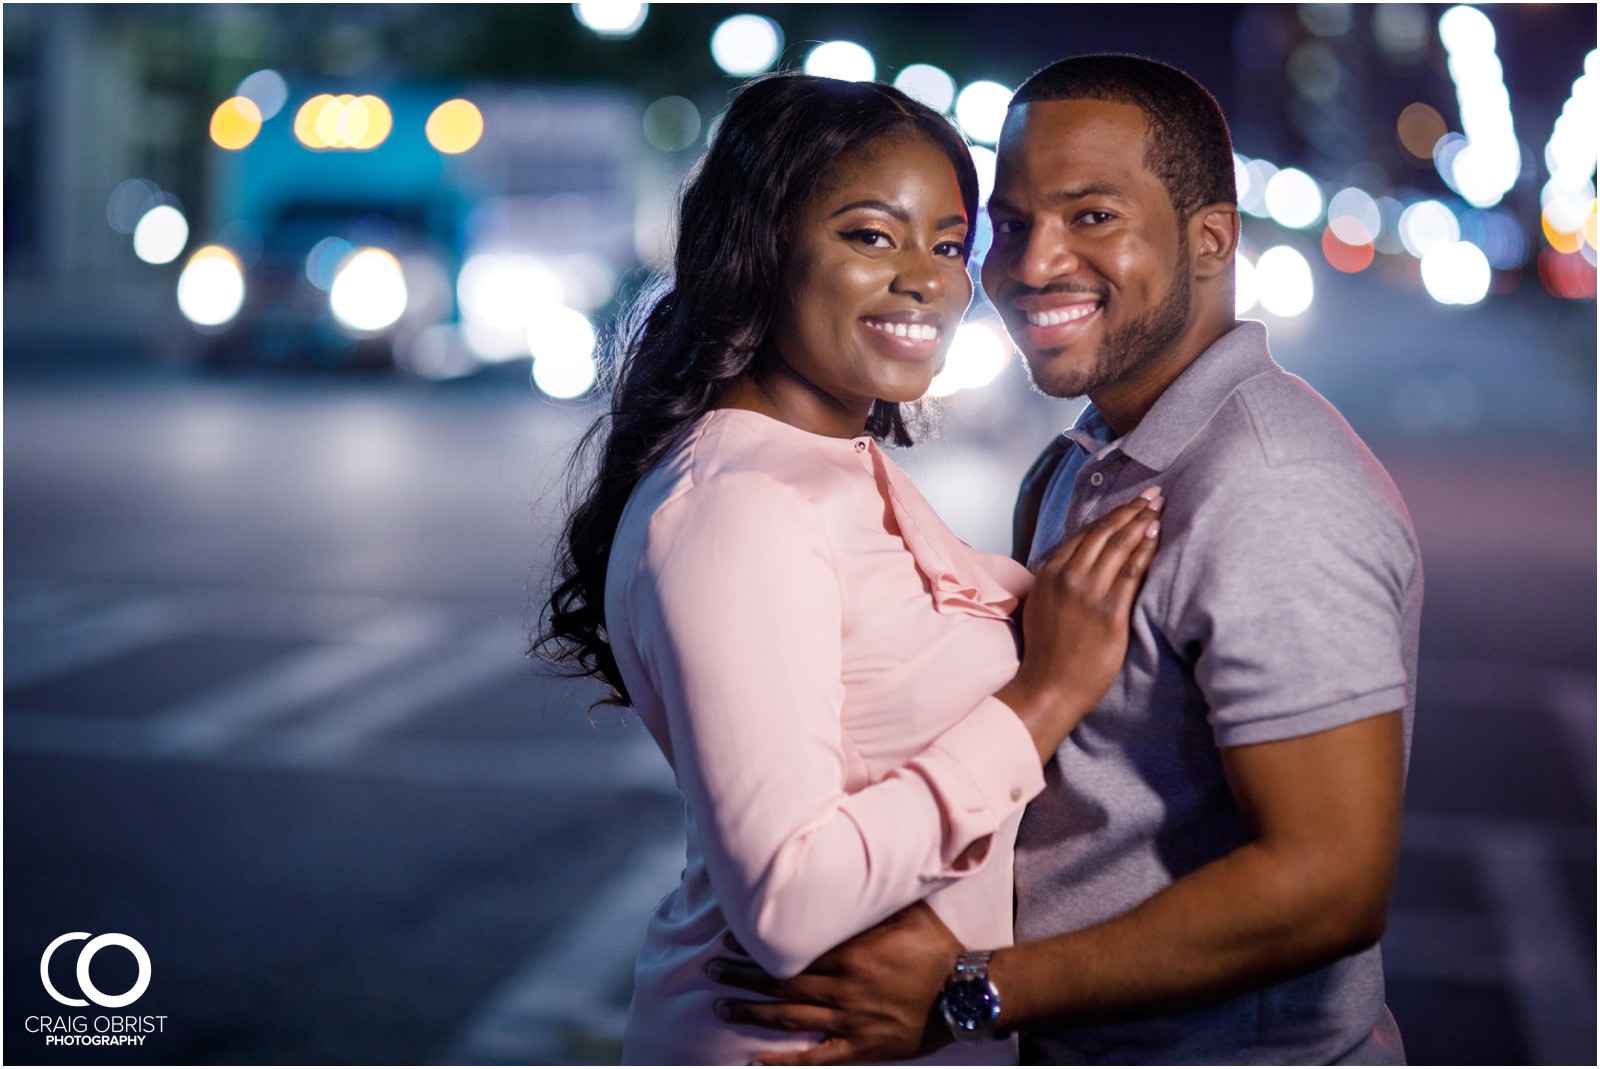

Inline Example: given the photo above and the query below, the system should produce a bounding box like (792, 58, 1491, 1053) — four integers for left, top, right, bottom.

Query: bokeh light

(927, 320, 1009, 398)
(1255, 245, 1314, 317)
(1437, 5, 1520, 208)
(306, 237, 357, 291)
(426, 99, 484, 154)
(1287, 42, 1341, 101)
(1459, 208, 1529, 269)
(804, 41, 875, 82)
(1327, 187, 1381, 245)
(970, 145, 997, 205)
(458, 253, 566, 360)
(1374, 3, 1428, 59)
(132, 205, 189, 264)
(236, 69, 288, 121)
(330, 248, 408, 333)
(894, 64, 956, 113)
(1420, 240, 1492, 305)
(572, 0, 647, 38)
(209, 96, 263, 151)
(1298, 2, 1353, 37)
(529, 308, 600, 399)
(1399, 200, 1461, 258)
(642, 96, 701, 152)
(710, 15, 782, 76)
(1235, 254, 1259, 316)
(176, 246, 245, 327)
(1539, 246, 1599, 298)
(1322, 226, 1375, 273)
(107, 178, 162, 234)
(1542, 211, 1584, 254)
(295, 94, 393, 150)
(1239, 158, 1278, 217)
(1264, 168, 1323, 229)
(1396, 103, 1447, 161)
(955, 81, 1012, 145)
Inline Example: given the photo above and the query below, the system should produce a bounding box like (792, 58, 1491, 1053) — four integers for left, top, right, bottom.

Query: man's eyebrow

(988, 184, 1126, 214)
(829, 200, 969, 231)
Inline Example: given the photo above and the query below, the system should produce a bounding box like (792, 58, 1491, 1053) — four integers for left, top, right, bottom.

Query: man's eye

(991, 219, 1024, 236)
(1080, 211, 1114, 225)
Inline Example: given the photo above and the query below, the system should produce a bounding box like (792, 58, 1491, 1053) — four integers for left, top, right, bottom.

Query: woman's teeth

(1025, 304, 1098, 327)
(865, 319, 939, 341)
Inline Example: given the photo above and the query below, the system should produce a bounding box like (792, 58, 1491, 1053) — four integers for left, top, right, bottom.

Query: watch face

(942, 977, 1000, 1034)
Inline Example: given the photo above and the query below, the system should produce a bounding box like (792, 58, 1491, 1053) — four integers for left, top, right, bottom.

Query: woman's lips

(860, 316, 942, 357)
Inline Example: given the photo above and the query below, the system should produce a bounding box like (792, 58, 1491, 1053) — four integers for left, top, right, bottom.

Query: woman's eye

(934, 240, 966, 259)
(848, 229, 894, 248)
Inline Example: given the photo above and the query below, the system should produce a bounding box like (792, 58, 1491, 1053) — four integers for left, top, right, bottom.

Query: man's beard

(1026, 243, 1192, 400)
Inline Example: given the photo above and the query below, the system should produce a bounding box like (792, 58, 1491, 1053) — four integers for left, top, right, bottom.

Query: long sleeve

(625, 471, 1042, 978)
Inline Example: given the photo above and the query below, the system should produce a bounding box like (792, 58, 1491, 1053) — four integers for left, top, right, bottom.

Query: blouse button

(1089, 471, 1105, 487)
(1010, 788, 1022, 802)
(853, 439, 868, 452)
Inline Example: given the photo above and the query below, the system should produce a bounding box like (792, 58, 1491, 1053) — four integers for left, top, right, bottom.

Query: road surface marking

(4, 594, 189, 688)
(147, 608, 451, 755)
(439, 838, 683, 1064)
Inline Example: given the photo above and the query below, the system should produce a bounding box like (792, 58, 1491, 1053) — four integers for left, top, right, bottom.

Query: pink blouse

(605, 408, 1044, 1065)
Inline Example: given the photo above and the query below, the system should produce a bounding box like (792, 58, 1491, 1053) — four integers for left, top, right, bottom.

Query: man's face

(981, 98, 1192, 400)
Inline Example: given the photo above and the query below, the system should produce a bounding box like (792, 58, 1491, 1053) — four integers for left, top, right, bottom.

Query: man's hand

(707, 902, 963, 1066)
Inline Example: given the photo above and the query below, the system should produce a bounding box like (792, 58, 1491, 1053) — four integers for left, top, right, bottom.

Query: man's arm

(711, 710, 1406, 1065)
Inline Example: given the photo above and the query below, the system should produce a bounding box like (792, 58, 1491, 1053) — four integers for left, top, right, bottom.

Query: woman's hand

(999, 489, 1163, 762)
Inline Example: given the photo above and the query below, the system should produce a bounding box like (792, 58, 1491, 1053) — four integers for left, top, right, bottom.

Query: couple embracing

(542, 53, 1421, 1066)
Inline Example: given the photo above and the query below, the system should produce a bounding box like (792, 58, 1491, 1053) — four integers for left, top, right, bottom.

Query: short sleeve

(1171, 463, 1419, 748)
(627, 471, 1042, 977)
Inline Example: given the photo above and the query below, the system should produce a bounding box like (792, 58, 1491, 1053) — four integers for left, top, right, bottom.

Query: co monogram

(40, 933, 151, 1008)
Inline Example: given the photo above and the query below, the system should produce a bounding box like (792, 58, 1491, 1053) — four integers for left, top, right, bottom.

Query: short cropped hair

(1012, 54, 1236, 221)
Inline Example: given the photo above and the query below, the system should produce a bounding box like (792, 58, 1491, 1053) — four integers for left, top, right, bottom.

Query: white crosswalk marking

(438, 839, 683, 1064)
(4, 594, 189, 688)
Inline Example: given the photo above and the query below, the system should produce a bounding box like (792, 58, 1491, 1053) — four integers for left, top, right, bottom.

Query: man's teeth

(866, 320, 939, 341)
(1026, 304, 1099, 327)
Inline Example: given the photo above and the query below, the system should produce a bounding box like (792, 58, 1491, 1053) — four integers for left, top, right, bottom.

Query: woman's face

(763, 134, 974, 435)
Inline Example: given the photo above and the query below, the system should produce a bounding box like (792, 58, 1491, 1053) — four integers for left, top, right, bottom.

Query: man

(712, 54, 1422, 1064)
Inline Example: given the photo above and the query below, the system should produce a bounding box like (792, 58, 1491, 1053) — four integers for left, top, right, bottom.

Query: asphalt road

(5, 279, 1595, 1065)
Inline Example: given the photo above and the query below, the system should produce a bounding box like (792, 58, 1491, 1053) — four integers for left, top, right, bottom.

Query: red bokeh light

(1321, 226, 1375, 274)
(1539, 247, 1598, 299)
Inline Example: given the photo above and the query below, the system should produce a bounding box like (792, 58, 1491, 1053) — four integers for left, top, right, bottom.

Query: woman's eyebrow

(829, 199, 968, 230)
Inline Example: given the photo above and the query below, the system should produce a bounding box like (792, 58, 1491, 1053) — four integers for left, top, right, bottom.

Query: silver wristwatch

(938, 949, 1004, 1042)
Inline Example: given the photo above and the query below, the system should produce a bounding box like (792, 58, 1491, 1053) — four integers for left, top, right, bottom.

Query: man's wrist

(938, 949, 1007, 1042)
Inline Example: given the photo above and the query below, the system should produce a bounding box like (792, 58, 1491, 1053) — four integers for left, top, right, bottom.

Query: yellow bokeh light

(210, 96, 263, 151)
(1584, 202, 1597, 250)
(1542, 211, 1583, 254)
(295, 94, 334, 148)
(190, 243, 241, 268)
(316, 94, 352, 148)
(1395, 102, 1447, 160)
(338, 97, 372, 147)
(351, 95, 392, 150)
(426, 99, 484, 154)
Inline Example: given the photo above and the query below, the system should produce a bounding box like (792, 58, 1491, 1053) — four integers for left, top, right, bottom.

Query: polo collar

(1070, 320, 1277, 473)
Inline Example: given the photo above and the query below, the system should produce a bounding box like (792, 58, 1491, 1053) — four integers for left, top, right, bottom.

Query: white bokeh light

(927, 321, 1008, 398)
(1438, 5, 1496, 54)
(1327, 187, 1381, 245)
(1264, 168, 1324, 229)
(572, 0, 647, 37)
(710, 15, 783, 76)
(1437, 5, 1520, 208)
(236, 69, 288, 121)
(1235, 255, 1260, 316)
(804, 41, 875, 82)
(1240, 159, 1279, 217)
(894, 64, 957, 113)
(458, 254, 565, 331)
(330, 248, 408, 333)
(529, 307, 600, 399)
(954, 81, 1012, 145)
(132, 204, 189, 264)
(1421, 241, 1492, 305)
(177, 246, 245, 327)
(969, 145, 997, 205)
(1255, 245, 1314, 317)
(1398, 200, 1461, 258)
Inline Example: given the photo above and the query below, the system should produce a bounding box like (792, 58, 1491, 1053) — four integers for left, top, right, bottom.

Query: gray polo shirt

(1015, 321, 1422, 1064)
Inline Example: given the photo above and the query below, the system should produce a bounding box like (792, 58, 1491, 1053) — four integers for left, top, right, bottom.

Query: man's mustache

(996, 282, 1109, 302)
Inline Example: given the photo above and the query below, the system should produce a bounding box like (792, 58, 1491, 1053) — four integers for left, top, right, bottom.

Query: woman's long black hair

(539, 72, 980, 705)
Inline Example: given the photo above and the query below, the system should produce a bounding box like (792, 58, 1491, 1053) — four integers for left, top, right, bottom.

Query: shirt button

(1089, 471, 1104, 487)
(853, 440, 868, 452)
(1010, 788, 1022, 802)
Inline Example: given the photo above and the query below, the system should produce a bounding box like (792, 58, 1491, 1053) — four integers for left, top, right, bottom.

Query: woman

(541, 73, 1161, 1064)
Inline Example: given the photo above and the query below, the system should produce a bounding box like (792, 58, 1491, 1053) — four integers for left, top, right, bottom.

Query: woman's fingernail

(705, 961, 723, 981)
(1146, 495, 1165, 513)
(1139, 486, 1162, 500)
(714, 999, 732, 1020)
(1146, 521, 1161, 538)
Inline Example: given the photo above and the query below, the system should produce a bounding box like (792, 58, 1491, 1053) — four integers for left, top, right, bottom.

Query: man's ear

(1190, 202, 1240, 281)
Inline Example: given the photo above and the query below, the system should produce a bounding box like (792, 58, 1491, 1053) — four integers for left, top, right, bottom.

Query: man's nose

(1013, 223, 1080, 290)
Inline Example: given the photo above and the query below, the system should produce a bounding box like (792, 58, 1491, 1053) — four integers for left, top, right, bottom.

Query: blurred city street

(4, 3, 1596, 1067)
